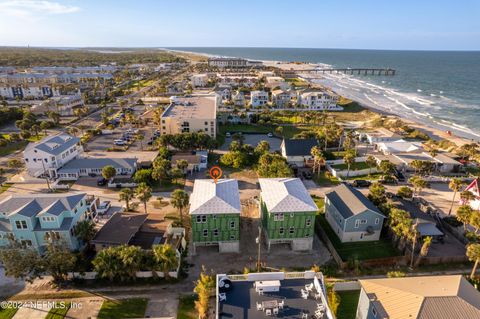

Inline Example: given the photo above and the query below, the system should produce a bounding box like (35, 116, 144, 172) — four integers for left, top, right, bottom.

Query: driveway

(221, 134, 282, 151)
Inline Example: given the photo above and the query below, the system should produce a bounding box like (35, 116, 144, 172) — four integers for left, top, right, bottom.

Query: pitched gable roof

(25, 133, 79, 156)
(282, 139, 318, 156)
(259, 178, 318, 213)
(189, 179, 240, 215)
(359, 275, 480, 319)
(325, 184, 382, 219)
(0, 193, 86, 218)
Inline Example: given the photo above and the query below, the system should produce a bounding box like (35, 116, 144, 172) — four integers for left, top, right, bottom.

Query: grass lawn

(0, 140, 28, 156)
(316, 214, 400, 261)
(331, 162, 370, 171)
(312, 196, 325, 212)
(285, 77, 309, 88)
(45, 302, 71, 319)
(0, 183, 13, 194)
(177, 295, 197, 319)
(97, 298, 148, 319)
(0, 306, 17, 319)
(150, 180, 184, 192)
(345, 173, 383, 181)
(313, 171, 341, 186)
(337, 290, 360, 319)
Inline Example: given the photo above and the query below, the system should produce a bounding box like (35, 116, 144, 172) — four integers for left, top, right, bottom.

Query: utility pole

(41, 158, 52, 191)
(256, 226, 262, 272)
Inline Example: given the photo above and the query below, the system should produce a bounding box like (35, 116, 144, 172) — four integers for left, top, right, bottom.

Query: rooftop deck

(218, 274, 332, 319)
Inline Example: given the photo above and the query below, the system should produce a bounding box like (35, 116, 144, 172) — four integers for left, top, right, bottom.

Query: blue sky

(0, 0, 479, 50)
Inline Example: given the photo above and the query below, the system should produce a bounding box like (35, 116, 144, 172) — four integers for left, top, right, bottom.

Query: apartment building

(297, 89, 341, 111)
(208, 57, 248, 68)
(160, 94, 217, 138)
(23, 133, 82, 178)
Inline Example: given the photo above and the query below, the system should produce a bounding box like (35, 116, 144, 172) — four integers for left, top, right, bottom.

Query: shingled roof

(359, 275, 480, 319)
(281, 139, 318, 156)
(325, 184, 382, 219)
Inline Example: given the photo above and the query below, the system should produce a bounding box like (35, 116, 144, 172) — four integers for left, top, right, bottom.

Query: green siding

(261, 199, 316, 240)
(191, 213, 240, 243)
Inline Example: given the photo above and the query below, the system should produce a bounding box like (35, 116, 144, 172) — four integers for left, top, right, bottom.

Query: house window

(305, 233, 310, 237)
(42, 217, 56, 222)
(290, 213, 295, 218)
(306, 219, 311, 227)
(372, 307, 377, 317)
(289, 227, 295, 234)
(355, 220, 360, 228)
(15, 220, 28, 230)
(375, 218, 380, 225)
(230, 235, 235, 240)
(279, 227, 284, 235)
(213, 229, 219, 237)
(361, 219, 367, 224)
(20, 240, 32, 247)
(274, 213, 284, 221)
(230, 221, 236, 229)
(196, 216, 201, 223)
(203, 229, 208, 237)
(201, 215, 207, 223)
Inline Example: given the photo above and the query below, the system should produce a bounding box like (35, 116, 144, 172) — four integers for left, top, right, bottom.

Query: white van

(114, 139, 126, 146)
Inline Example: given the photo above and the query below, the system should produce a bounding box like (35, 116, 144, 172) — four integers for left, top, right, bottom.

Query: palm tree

(74, 220, 96, 250)
(135, 183, 152, 214)
(466, 243, 480, 279)
(119, 188, 135, 211)
(460, 190, 476, 204)
(170, 189, 189, 224)
(414, 236, 432, 267)
(102, 165, 116, 180)
(343, 149, 356, 179)
(448, 178, 464, 215)
(152, 244, 178, 278)
(456, 205, 473, 231)
(310, 146, 324, 176)
(366, 155, 377, 175)
(92, 248, 120, 282)
(409, 176, 428, 196)
(176, 159, 189, 173)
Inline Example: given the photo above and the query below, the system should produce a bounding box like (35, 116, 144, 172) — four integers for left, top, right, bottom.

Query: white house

(191, 74, 209, 88)
(33, 94, 84, 116)
(215, 85, 232, 102)
(56, 157, 137, 181)
(376, 140, 424, 154)
(232, 91, 245, 107)
(297, 89, 341, 111)
(250, 90, 269, 108)
(362, 128, 402, 144)
(24, 133, 82, 178)
(272, 89, 295, 108)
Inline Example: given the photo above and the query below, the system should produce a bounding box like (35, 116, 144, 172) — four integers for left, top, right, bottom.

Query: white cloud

(0, 0, 80, 19)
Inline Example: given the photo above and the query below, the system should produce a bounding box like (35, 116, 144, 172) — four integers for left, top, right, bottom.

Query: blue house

(0, 193, 99, 253)
(324, 184, 384, 242)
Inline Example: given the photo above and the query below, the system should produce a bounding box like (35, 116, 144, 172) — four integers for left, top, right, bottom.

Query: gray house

(324, 184, 384, 242)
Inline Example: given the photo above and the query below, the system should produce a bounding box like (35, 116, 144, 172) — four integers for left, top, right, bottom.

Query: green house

(259, 178, 318, 251)
(189, 179, 240, 254)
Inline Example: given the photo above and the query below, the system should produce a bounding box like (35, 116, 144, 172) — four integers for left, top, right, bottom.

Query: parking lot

(221, 134, 282, 151)
(86, 127, 157, 152)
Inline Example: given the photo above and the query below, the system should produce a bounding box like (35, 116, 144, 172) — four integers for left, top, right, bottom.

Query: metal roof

(325, 184, 382, 219)
(0, 193, 86, 218)
(189, 179, 240, 215)
(25, 133, 79, 156)
(58, 157, 136, 171)
(259, 178, 318, 213)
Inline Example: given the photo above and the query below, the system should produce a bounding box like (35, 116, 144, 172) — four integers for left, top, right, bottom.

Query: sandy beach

(174, 50, 473, 148)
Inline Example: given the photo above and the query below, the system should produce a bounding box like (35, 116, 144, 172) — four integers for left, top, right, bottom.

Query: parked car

(97, 177, 107, 186)
(352, 179, 372, 187)
(114, 139, 126, 146)
(302, 171, 313, 180)
(267, 133, 273, 138)
(225, 132, 231, 138)
(97, 201, 111, 214)
(88, 172, 97, 177)
(379, 175, 398, 185)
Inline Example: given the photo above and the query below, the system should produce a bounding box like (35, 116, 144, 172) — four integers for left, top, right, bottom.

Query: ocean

(167, 47, 480, 140)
